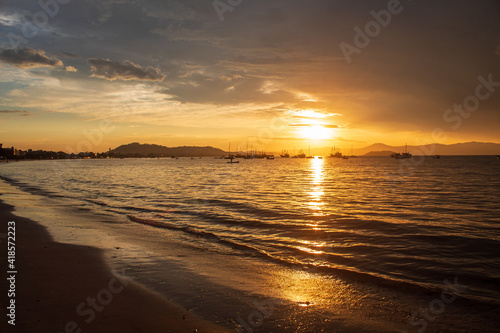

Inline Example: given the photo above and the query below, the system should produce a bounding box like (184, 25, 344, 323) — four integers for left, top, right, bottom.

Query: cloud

(87, 58, 165, 82)
(290, 124, 340, 128)
(0, 110, 32, 116)
(58, 52, 79, 59)
(1, 0, 499, 144)
(0, 48, 63, 69)
(64, 66, 78, 72)
(0, 12, 20, 27)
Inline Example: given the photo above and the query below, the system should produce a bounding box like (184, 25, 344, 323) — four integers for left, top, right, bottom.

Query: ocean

(1, 156, 499, 332)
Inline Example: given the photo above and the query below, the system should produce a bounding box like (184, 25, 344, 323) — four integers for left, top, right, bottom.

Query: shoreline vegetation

(0, 199, 229, 333)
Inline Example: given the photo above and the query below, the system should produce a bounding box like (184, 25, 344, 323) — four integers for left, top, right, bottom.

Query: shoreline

(0, 198, 230, 332)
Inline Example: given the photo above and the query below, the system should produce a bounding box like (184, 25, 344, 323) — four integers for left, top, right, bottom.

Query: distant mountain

(363, 150, 397, 157)
(110, 143, 225, 157)
(358, 142, 500, 156)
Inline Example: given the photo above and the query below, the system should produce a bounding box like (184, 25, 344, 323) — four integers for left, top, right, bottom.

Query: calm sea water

(1, 156, 499, 331)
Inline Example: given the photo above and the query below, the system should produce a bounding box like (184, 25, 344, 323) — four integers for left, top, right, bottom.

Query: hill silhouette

(357, 142, 500, 156)
(110, 143, 225, 157)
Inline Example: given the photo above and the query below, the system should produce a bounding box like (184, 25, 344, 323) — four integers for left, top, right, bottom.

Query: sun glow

(299, 125, 333, 140)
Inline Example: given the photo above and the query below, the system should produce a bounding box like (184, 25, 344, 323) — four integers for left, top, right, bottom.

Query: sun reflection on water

(308, 157, 325, 217)
(297, 239, 326, 255)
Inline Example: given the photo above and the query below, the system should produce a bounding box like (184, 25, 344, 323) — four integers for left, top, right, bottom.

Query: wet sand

(0, 199, 230, 333)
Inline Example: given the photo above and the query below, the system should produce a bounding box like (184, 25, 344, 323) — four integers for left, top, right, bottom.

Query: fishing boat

(329, 146, 343, 158)
(390, 152, 403, 159)
(391, 144, 412, 159)
(402, 143, 412, 158)
(280, 150, 290, 158)
(226, 143, 239, 164)
(244, 144, 254, 159)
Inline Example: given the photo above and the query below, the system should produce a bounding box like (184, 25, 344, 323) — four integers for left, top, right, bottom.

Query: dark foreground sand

(0, 199, 230, 333)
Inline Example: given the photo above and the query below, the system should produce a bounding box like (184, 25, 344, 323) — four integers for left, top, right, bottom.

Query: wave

(125, 214, 481, 303)
(3, 157, 500, 310)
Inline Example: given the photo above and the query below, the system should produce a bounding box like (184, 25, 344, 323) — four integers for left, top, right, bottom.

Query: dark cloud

(0, 47, 63, 69)
(0, 110, 32, 116)
(87, 58, 165, 81)
(58, 52, 79, 58)
(163, 73, 296, 105)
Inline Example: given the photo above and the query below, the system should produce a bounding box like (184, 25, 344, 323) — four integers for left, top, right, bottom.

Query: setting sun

(299, 125, 334, 140)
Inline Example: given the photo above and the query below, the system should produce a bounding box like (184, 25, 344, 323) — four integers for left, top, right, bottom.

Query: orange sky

(1, 1, 499, 153)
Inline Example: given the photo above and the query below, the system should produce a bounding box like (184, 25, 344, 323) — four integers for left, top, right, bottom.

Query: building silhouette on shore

(0, 143, 18, 159)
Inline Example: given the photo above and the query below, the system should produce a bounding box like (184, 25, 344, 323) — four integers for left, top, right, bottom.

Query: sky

(0, 0, 499, 153)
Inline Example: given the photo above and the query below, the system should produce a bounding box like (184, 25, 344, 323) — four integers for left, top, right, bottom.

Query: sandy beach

(0, 199, 230, 333)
